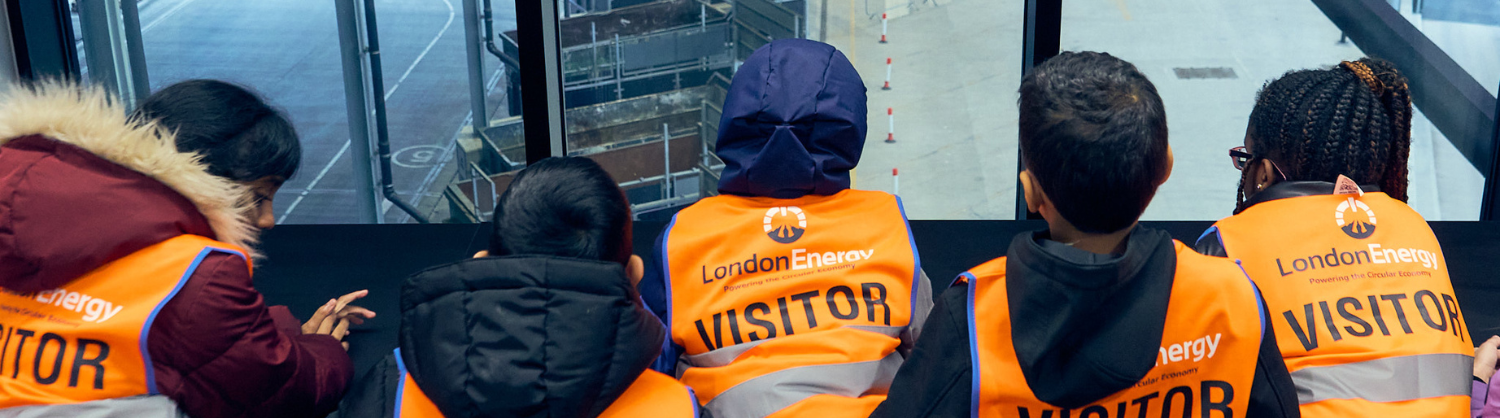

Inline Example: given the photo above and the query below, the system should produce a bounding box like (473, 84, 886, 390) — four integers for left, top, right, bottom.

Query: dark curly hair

(1019, 51, 1169, 233)
(1240, 58, 1412, 209)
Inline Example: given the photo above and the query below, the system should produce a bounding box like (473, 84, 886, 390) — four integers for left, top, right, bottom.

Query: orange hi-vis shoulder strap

(1209, 192, 1472, 417)
(0, 234, 248, 407)
(598, 370, 701, 418)
(393, 348, 443, 418)
(966, 241, 1263, 418)
(393, 348, 700, 418)
(662, 189, 920, 418)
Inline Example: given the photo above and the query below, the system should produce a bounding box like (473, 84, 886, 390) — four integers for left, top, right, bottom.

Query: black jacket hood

(1005, 226, 1177, 408)
(397, 256, 666, 418)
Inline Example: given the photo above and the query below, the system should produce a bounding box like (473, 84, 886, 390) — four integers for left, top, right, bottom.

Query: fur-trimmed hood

(0, 82, 260, 287)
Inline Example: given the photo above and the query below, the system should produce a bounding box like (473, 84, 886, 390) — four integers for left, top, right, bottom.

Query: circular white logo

(1335, 198, 1377, 239)
(763, 206, 807, 244)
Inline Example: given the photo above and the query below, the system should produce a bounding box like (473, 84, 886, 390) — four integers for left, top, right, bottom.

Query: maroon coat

(0, 88, 351, 417)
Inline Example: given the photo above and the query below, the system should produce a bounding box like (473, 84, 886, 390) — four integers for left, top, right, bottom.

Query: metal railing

(468, 162, 500, 219)
(624, 167, 705, 216)
(558, 8, 733, 97)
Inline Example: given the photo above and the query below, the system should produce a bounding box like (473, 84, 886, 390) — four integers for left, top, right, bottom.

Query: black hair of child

(489, 157, 633, 266)
(1018, 51, 1170, 234)
(132, 79, 302, 183)
(1241, 58, 1412, 208)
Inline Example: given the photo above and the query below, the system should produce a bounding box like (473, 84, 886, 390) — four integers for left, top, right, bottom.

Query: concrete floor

(824, 0, 1493, 221)
(825, 0, 1024, 220)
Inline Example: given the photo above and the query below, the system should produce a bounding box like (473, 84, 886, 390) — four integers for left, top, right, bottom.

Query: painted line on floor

(281, 0, 457, 223)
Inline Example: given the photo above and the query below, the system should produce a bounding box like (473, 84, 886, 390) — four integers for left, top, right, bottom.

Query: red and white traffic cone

(880, 13, 888, 43)
(892, 168, 900, 195)
(885, 108, 896, 143)
(882, 58, 892, 90)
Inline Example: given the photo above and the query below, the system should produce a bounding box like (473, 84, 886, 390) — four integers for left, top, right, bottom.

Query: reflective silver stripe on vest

(0, 395, 186, 418)
(702, 351, 903, 418)
(680, 325, 905, 370)
(1292, 353, 1474, 404)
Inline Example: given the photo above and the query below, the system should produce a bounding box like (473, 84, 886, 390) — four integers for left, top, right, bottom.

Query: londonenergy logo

(1, 288, 125, 323)
(1336, 197, 1377, 239)
(701, 249, 876, 284)
(1275, 198, 1438, 276)
(764, 206, 806, 244)
(701, 206, 873, 284)
(1275, 244, 1440, 277)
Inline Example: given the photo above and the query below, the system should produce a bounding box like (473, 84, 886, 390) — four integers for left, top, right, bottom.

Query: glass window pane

(1409, 0, 1497, 220)
(547, 0, 1025, 220)
(75, 0, 527, 224)
(832, 0, 1024, 220)
(1062, 0, 1488, 220)
(1419, 0, 1500, 98)
(545, 0, 740, 221)
(139, 0, 351, 222)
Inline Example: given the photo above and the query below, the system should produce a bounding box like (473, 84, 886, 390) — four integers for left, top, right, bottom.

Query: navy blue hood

(716, 39, 867, 199)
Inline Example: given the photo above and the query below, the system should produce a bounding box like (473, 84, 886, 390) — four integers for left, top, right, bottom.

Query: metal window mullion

(1015, 0, 1060, 220)
(1483, 82, 1500, 220)
(333, 0, 381, 223)
(461, 0, 488, 135)
(517, 0, 567, 164)
(7, 0, 81, 80)
(0, 5, 18, 83)
(77, 0, 148, 109)
(118, 0, 148, 104)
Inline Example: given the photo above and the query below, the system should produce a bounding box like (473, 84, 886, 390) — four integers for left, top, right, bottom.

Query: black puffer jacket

(341, 256, 703, 417)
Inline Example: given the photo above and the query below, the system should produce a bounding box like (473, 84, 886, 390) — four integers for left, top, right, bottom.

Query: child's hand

(1476, 336, 1500, 383)
(301, 290, 377, 350)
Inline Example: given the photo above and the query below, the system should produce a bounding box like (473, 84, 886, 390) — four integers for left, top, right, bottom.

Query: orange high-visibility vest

(966, 241, 1263, 418)
(662, 189, 920, 418)
(391, 348, 700, 418)
(0, 235, 248, 407)
(1208, 191, 1472, 418)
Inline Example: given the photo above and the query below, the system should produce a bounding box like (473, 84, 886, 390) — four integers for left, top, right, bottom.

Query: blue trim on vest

(661, 215, 678, 329)
(947, 272, 968, 289)
(686, 386, 701, 417)
(1196, 225, 1219, 245)
(961, 272, 980, 418)
(895, 195, 923, 323)
(141, 245, 244, 395)
(657, 215, 680, 374)
(1235, 259, 1268, 339)
(393, 347, 408, 418)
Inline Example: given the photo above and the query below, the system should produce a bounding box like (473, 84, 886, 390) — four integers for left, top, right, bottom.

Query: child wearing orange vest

(638, 39, 934, 418)
(1195, 58, 1478, 418)
(0, 81, 368, 417)
(339, 157, 703, 418)
(872, 51, 1300, 418)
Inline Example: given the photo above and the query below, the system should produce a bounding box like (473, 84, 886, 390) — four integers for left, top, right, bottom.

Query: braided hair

(1238, 58, 1412, 209)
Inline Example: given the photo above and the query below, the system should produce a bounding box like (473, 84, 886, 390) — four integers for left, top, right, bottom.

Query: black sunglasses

(1229, 146, 1255, 171)
(1230, 146, 1290, 181)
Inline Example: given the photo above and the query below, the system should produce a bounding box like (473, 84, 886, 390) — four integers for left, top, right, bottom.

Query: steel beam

(333, 0, 382, 223)
(517, 0, 567, 163)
